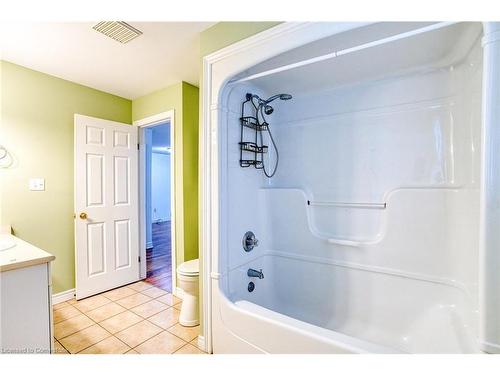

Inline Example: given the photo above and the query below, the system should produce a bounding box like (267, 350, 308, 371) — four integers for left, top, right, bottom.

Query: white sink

(0, 238, 16, 251)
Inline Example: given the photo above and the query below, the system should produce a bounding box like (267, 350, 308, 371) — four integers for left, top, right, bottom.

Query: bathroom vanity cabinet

(0, 234, 55, 354)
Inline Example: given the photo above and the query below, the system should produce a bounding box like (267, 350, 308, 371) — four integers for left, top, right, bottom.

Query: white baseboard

(197, 336, 206, 352)
(52, 288, 75, 304)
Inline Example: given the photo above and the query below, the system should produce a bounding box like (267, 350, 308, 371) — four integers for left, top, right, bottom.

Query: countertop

(0, 234, 55, 272)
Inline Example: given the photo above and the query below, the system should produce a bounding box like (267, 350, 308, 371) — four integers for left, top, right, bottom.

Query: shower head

(264, 105, 274, 115)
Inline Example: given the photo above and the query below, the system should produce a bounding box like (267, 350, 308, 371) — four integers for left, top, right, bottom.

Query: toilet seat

(177, 258, 199, 277)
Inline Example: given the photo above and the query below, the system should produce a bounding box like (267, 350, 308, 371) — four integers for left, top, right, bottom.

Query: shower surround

(201, 22, 500, 353)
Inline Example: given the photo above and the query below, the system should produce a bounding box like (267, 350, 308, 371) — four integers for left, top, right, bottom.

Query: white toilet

(176, 258, 199, 326)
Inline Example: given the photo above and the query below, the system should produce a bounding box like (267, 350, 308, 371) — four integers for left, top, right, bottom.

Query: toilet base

(179, 293, 199, 327)
(179, 317, 199, 327)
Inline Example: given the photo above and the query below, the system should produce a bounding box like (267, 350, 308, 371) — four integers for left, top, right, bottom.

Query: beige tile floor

(52, 281, 206, 354)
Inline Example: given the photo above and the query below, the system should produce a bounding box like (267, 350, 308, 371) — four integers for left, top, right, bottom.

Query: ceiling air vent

(92, 21, 142, 44)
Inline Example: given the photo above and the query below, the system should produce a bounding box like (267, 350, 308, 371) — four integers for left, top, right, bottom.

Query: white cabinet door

(0, 264, 51, 353)
(74, 114, 139, 299)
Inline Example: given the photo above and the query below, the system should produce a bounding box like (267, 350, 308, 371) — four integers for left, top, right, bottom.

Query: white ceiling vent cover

(92, 21, 143, 44)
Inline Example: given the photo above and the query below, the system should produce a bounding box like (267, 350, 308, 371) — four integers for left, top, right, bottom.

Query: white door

(74, 114, 139, 299)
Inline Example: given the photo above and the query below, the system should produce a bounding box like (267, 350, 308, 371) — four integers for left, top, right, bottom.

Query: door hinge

(138, 256, 141, 263)
(137, 143, 140, 150)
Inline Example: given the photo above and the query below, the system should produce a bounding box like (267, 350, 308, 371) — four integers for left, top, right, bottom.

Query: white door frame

(201, 22, 370, 353)
(134, 110, 176, 293)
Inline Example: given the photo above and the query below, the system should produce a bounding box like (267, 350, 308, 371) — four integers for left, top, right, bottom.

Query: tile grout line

(74, 332, 112, 354)
(67, 304, 134, 354)
(101, 332, 134, 354)
(174, 341, 206, 354)
(115, 320, 169, 351)
(129, 326, 188, 352)
(55, 339, 70, 354)
(77, 304, 133, 354)
(146, 315, 179, 331)
(54, 321, 95, 341)
(94, 298, 168, 335)
(75, 329, 131, 354)
(117, 292, 188, 352)
(71, 295, 114, 314)
(165, 325, 200, 343)
(60, 323, 111, 354)
(86, 309, 126, 324)
(54, 295, 127, 347)
(172, 342, 192, 354)
(103, 317, 146, 336)
(96, 320, 143, 336)
(54, 300, 113, 339)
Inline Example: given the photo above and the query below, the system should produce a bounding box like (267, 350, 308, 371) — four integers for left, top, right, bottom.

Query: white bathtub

(213, 253, 478, 353)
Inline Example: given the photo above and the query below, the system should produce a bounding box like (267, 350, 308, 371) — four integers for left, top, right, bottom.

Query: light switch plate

(29, 178, 45, 191)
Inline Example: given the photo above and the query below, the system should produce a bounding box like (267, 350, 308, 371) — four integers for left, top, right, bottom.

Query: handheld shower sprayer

(248, 93, 292, 104)
(264, 93, 293, 103)
(263, 94, 292, 114)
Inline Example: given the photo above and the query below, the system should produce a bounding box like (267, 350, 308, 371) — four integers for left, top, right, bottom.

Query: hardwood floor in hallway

(145, 221, 172, 292)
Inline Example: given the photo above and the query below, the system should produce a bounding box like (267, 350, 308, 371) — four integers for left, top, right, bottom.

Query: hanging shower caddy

(239, 93, 268, 168)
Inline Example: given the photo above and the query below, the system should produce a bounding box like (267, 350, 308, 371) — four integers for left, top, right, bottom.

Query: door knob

(79, 212, 88, 220)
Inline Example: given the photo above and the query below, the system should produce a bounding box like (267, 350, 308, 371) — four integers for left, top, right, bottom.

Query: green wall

(0, 61, 132, 294)
(132, 81, 199, 267)
(0, 60, 199, 295)
(181, 83, 200, 262)
(200, 22, 281, 56)
(132, 82, 183, 121)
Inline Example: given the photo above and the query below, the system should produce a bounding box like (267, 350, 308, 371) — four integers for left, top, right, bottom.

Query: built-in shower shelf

(307, 200, 386, 209)
(239, 142, 268, 154)
(240, 117, 268, 131)
(307, 198, 386, 246)
(325, 237, 381, 247)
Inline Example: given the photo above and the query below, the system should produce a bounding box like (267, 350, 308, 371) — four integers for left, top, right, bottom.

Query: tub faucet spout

(247, 268, 264, 279)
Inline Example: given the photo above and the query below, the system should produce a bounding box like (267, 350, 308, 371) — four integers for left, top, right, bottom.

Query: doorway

(136, 111, 176, 293)
(74, 114, 140, 299)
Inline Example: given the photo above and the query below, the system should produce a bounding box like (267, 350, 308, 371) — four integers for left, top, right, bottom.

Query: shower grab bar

(229, 21, 458, 85)
(307, 200, 386, 209)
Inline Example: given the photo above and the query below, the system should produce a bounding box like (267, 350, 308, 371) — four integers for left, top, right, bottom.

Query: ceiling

(0, 22, 215, 99)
